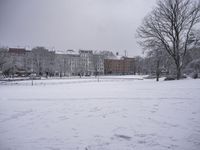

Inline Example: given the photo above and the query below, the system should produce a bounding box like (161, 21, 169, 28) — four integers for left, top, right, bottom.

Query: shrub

(164, 76, 176, 81)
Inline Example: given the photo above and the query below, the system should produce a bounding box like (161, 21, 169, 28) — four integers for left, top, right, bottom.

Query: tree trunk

(174, 55, 182, 80)
(176, 65, 181, 80)
(156, 59, 160, 82)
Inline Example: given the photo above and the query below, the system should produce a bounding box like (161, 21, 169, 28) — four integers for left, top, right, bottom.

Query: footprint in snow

(114, 134, 132, 141)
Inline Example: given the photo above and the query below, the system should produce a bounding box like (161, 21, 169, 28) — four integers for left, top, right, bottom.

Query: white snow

(0, 76, 200, 150)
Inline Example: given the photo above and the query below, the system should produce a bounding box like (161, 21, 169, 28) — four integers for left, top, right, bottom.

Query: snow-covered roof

(106, 55, 123, 60)
(55, 50, 79, 55)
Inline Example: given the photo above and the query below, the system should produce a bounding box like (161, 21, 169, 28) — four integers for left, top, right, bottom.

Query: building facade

(79, 50, 94, 75)
(6, 48, 32, 76)
(104, 57, 135, 75)
(1, 47, 135, 77)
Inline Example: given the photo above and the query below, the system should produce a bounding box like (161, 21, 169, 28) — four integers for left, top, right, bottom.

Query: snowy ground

(0, 76, 200, 150)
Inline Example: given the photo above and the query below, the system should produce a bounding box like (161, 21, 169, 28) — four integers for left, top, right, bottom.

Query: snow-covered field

(0, 76, 200, 150)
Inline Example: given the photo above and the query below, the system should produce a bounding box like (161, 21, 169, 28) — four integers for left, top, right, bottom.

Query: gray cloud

(0, 0, 156, 56)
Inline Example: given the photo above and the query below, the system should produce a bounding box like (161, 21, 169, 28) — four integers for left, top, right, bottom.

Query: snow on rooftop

(55, 50, 79, 55)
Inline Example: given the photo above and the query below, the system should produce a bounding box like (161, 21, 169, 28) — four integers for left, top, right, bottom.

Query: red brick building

(9, 48, 27, 54)
(104, 57, 135, 75)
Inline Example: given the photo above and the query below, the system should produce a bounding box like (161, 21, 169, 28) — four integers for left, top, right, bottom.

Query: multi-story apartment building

(67, 54, 81, 76)
(7, 48, 32, 75)
(79, 50, 94, 75)
(1, 47, 135, 77)
(93, 54, 104, 75)
(104, 56, 135, 75)
(32, 47, 55, 76)
(55, 50, 81, 76)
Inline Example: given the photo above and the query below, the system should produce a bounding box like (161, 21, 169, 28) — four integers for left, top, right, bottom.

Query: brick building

(7, 48, 32, 75)
(104, 57, 135, 75)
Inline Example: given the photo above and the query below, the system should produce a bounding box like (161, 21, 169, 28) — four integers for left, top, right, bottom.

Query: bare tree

(134, 56, 144, 75)
(137, 0, 200, 79)
(0, 47, 8, 71)
(32, 47, 54, 76)
(147, 49, 162, 81)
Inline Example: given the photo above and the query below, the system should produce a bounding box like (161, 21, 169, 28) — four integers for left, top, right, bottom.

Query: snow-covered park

(0, 76, 200, 150)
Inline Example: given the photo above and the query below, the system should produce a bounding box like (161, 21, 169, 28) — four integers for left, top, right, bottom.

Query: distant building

(79, 50, 94, 75)
(55, 53, 67, 77)
(93, 54, 104, 75)
(104, 56, 135, 75)
(32, 47, 56, 76)
(9, 48, 27, 54)
(66, 53, 81, 76)
(55, 50, 81, 76)
(8, 48, 32, 75)
(2, 47, 135, 77)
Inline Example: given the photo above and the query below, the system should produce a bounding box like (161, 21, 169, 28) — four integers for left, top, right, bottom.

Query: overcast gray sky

(0, 0, 156, 56)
